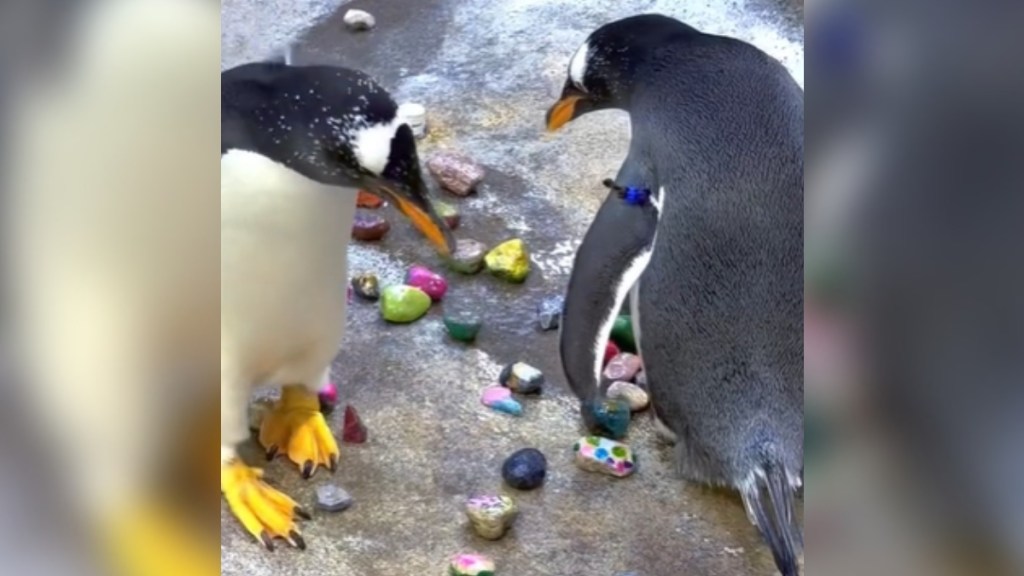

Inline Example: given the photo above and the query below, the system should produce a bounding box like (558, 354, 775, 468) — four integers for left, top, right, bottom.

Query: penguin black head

(222, 63, 455, 255)
(546, 14, 698, 131)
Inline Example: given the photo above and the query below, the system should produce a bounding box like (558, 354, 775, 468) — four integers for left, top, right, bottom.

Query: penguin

(549, 15, 804, 576)
(221, 60, 455, 550)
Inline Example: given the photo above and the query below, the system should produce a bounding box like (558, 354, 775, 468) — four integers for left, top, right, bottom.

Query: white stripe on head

(569, 40, 590, 88)
(349, 117, 401, 175)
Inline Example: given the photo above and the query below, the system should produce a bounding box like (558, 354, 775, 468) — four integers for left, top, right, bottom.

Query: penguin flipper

(740, 462, 803, 576)
(560, 186, 661, 402)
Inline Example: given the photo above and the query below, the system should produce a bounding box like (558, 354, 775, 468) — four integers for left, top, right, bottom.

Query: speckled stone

(379, 285, 431, 323)
(436, 200, 461, 230)
(248, 398, 275, 431)
(485, 239, 530, 283)
(351, 212, 390, 241)
(356, 189, 384, 208)
(444, 311, 482, 343)
(405, 265, 447, 301)
(481, 386, 522, 416)
(315, 483, 354, 512)
(342, 405, 367, 444)
(449, 553, 495, 576)
(447, 238, 488, 275)
(581, 397, 631, 440)
(536, 295, 564, 331)
(465, 495, 518, 540)
(607, 381, 650, 412)
(498, 362, 544, 394)
(604, 353, 643, 382)
(351, 272, 380, 301)
(611, 315, 636, 352)
(343, 9, 375, 30)
(428, 152, 485, 196)
(501, 448, 547, 490)
(573, 436, 636, 478)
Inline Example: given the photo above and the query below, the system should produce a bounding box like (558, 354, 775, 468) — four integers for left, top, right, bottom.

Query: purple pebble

(405, 265, 448, 301)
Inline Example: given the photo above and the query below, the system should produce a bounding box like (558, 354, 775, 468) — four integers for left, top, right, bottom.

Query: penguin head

(223, 63, 456, 255)
(546, 14, 696, 131)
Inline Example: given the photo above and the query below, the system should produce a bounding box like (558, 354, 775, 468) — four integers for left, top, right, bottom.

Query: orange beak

(383, 190, 454, 257)
(546, 94, 584, 132)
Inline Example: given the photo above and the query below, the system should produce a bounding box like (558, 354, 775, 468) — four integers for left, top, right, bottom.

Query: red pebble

(342, 405, 368, 444)
(356, 189, 385, 208)
(604, 341, 620, 366)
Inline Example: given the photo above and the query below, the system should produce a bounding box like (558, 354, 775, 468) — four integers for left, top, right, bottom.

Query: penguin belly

(220, 149, 355, 436)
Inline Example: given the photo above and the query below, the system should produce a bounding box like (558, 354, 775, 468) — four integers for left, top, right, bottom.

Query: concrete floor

(220, 1, 804, 575)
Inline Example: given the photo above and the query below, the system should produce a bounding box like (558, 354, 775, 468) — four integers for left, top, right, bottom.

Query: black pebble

(502, 448, 547, 490)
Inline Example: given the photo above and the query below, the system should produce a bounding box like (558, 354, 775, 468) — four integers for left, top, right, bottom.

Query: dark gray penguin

(549, 15, 804, 576)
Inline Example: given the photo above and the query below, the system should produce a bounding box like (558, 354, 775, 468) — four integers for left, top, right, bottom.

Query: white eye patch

(569, 40, 590, 90)
(349, 117, 401, 175)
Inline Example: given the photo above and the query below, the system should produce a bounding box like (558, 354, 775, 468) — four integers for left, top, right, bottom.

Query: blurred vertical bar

(808, 0, 1024, 575)
(0, 0, 220, 575)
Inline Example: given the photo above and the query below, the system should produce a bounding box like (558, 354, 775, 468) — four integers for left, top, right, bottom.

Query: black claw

(295, 506, 312, 521)
(289, 530, 307, 551)
(328, 455, 339, 473)
(301, 460, 314, 479)
(260, 531, 275, 551)
(266, 445, 279, 461)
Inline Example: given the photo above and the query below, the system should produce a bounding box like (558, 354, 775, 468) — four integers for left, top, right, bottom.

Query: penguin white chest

(220, 149, 356, 386)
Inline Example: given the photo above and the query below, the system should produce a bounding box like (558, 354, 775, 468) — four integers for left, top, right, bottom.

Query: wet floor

(220, 1, 804, 574)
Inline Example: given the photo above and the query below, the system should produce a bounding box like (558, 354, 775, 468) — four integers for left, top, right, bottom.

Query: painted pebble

(351, 212, 391, 241)
(435, 200, 461, 230)
(318, 381, 339, 414)
(611, 315, 636, 352)
(501, 448, 547, 490)
(448, 238, 488, 274)
(573, 436, 636, 478)
(604, 341, 620, 366)
(464, 495, 518, 540)
(607, 381, 650, 412)
(536, 295, 565, 331)
(444, 311, 482, 343)
(498, 362, 544, 394)
(315, 483, 354, 512)
(351, 272, 381, 301)
(485, 239, 530, 283)
(343, 9, 376, 31)
(356, 189, 384, 208)
(405, 265, 447, 301)
(342, 405, 367, 444)
(427, 152, 485, 196)
(449, 553, 496, 576)
(635, 370, 648, 388)
(581, 397, 631, 440)
(379, 285, 431, 323)
(480, 386, 522, 416)
(604, 352, 643, 382)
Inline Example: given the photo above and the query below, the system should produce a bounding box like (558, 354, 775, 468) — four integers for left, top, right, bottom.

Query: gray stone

(536, 295, 565, 331)
(343, 9, 375, 31)
(315, 484, 353, 512)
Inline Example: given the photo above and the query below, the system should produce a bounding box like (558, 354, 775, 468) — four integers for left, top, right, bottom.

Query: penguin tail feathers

(739, 461, 803, 576)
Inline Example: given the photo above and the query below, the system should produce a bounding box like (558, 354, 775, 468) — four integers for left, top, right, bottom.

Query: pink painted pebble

(449, 553, 496, 576)
(480, 386, 522, 416)
(428, 152, 485, 196)
(405, 265, 447, 301)
(603, 352, 643, 382)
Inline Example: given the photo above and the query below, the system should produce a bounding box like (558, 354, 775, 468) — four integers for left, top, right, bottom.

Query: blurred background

(0, 0, 1022, 574)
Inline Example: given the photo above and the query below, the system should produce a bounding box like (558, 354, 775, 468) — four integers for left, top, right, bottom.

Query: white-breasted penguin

(222, 60, 455, 550)
(549, 15, 804, 576)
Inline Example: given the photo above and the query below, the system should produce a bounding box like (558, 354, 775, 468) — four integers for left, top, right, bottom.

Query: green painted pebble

(379, 285, 431, 323)
(444, 311, 482, 343)
(611, 315, 636, 352)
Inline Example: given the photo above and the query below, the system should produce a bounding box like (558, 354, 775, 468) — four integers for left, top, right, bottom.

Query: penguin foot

(222, 460, 311, 551)
(259, 384, 340, 478)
